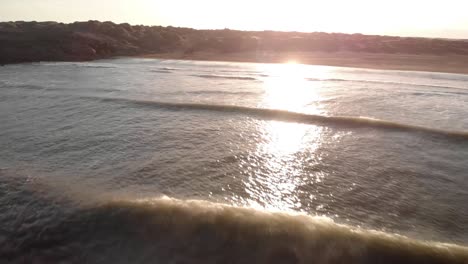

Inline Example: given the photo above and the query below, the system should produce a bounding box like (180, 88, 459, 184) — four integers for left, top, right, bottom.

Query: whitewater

(1, 58, 468, 263)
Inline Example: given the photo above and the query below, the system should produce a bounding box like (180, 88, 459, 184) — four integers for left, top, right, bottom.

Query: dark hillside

(1, 20, 468, 64)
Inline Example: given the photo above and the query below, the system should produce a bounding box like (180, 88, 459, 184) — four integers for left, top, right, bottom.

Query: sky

(1, 0, 468, 39)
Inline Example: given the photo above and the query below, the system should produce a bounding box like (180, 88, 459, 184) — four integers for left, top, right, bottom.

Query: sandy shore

(140, 51, 468, 75)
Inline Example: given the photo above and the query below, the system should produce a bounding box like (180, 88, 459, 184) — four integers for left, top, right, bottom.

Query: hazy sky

(2, 0, 468, 38)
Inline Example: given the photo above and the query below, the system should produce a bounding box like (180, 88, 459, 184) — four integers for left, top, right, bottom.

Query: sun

(285, 59, 299, 64)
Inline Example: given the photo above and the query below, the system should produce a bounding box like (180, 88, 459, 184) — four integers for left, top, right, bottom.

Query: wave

(2, 84, 120, 93)
(260, 74, 270, 77)
(0, 84, 45, 90)
(78, 65, 116, 69)
(38, 62, 117, 69)
(411, 90, 468, 97)
(219, 69, 269, 77)
(95, 98, 468, 140)
(306, 77, 468, 91)
(192, 74, 258, 81)
(6, 197, 468, 263)
(307, 77, 348, 82)
(150, 67, 181, 73)
(150, 69, 172, 73)
(219, 69, 260, 73)
(175, 90, 260, 96)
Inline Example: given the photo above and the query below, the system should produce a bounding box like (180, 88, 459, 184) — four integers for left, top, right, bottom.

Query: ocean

(1, 58, 468, 263)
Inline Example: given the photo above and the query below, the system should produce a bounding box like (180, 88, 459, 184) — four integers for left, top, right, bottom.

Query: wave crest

(94, 98, 468, 140)
(192, 74, 258, 81)
(150, 69, 172, 73)
(7, 197, 468, 263)
(306, 77, 468, 91)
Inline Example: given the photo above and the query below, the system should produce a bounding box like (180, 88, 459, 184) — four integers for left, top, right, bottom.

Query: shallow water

(1, 58, 468, 263)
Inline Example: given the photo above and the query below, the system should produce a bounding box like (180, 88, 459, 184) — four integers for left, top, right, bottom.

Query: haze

(1, 0, 468, 38)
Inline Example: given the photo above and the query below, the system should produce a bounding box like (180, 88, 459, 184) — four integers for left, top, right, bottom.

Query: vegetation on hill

(1, 20, 468, 64)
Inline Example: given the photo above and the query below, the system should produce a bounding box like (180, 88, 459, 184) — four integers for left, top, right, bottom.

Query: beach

(141, 51, 468, 75)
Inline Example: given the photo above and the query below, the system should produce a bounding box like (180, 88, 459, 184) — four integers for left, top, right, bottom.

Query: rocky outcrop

(1, 21, 468, 64)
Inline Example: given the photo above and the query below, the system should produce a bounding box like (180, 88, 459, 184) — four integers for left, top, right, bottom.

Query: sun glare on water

(241, 62, 331, 212)
(259, 62, 328, 113)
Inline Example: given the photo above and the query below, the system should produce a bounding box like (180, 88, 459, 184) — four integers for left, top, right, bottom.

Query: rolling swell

(175, 90, 260, 96)
(306, 77, 468, 91)
(78, 65, 116, 69)
(0, 84, 45, 90)
(192, 74, 258, 81)
(150, 69, 173, 73)
(2, 83, 120, 93)
(158, 67, 178, 71)
(6, 197, 468, 263)
(39, 62, 117, 69)
(96, 98, 468, 140)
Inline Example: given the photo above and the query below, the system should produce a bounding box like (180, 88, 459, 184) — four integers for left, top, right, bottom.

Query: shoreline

(139, 51, 468, 75)
(3, 51, 468, 76)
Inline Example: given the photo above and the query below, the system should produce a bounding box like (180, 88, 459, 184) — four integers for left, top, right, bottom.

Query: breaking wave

(4, 196, 468, 263)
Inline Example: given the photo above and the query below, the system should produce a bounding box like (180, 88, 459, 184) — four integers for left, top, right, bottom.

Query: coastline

(139, 51, 468, 75)
(3, 21, 468, 75)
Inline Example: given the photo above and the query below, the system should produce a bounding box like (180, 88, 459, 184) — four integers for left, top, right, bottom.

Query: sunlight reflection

(258, 62, 329, 114)
(241, 62, 332, 212)
(264, 121, 307, 154)
(243, 122, 324, 212)
(260, 121, 321, 156)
